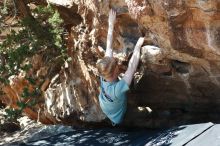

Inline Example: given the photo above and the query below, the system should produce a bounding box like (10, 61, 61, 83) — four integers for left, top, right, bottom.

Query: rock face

(1, 0, 220, 128)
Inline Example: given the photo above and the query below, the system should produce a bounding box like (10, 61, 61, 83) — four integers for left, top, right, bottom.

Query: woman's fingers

(108, 9, 116, 26)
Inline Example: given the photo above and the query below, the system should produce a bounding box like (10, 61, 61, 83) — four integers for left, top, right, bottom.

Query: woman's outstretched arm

(105, 9, 116, 58)
(123, 37, 145, 86)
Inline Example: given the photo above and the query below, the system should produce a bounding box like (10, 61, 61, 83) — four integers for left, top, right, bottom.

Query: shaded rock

(1, 0, 220, 128)
(0, 122, 21, 133)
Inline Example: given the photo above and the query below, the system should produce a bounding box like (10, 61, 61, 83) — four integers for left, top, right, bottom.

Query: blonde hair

(96, 57, 118, 79)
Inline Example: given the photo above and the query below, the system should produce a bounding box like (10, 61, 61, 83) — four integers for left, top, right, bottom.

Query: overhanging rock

(1, 0, 220, 128)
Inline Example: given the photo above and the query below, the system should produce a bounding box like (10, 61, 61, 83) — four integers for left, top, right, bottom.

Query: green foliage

(21, 87, 30, 99)
(0, 4, 66, 85)
(32, 5, 65, 50)
(1, 4, 67, 120)
(4, 86, 40, 122)
(4, 108, 21, 122)
(21, 87, 41, 99)
(0, 0, 9, 15)
(25, 76, 36, 85)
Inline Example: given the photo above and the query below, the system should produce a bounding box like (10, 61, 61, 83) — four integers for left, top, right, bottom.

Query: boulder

(1, 0, 220, 128)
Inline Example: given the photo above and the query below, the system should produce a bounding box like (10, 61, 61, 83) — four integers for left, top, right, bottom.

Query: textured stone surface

(1, 0, 220, 128)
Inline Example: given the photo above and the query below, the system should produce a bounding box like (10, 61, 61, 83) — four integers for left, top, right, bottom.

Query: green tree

(0, 4, 67, 120)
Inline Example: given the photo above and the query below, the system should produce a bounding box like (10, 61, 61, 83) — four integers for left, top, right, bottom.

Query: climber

(96, 9, 145, 125)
